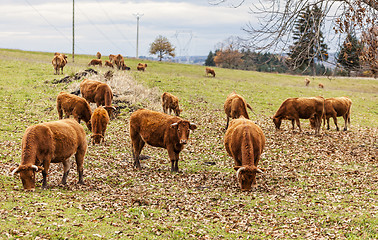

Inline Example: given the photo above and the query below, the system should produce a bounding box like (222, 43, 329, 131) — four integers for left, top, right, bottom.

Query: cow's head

(91, 133, 104, 145)
(234, 165, 264, 191)
(174, 108, 182, 117)
(86, 121, 92, 132)
(272, 116, 282, 130)
(170, 120, 197, 145)
(104, 106, 116, 120)
(11, 164, 44, 191)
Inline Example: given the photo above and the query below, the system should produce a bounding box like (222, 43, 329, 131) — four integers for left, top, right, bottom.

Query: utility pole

(133, 13, 143, 58)
(72, 0, 75, 62)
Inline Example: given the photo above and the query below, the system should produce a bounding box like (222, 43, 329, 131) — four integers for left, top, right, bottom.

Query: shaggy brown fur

(52, 53, 67, 75)
(56, 92, 92, 131)
(109, 54, 116, 63)
(79, 79, 116, 119)
(273, 96, 324, 135)
(91, 106, 110, 145)
(137, 63, 147, 71)
(162, 92, 182, 116)
(205, 67, 216, 77)
(11, 119, 87, 190)
(114, 54, 125, 70)
(129, 109, 197, 172)
(319, 83, 324, 88)
(224, 117, 265, 191)
(224, 92, 254, 129)
(104, 60, 114, 68)
(310, 97, 352, 131)
(96, 52, 101, 59)
(88, 59, 102, 67)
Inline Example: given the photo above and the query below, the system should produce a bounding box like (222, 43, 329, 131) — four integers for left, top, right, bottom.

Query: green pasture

(0, 49, 376, 239)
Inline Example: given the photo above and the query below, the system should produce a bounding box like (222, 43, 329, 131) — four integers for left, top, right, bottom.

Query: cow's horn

(236, 166, 246, 180)
(256, 168, 264, 173)
(31, 165, 39, 171)
(171, 122, 178, 127)
(10, 167, 19, 176)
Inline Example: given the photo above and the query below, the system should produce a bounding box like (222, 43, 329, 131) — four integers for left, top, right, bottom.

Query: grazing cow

(224, 92, 254, 129)
(79, 79, 116, 119)
(224, 117, 265, 191)
(10, 119, 87, 191)
(88, 59, 102, 67)
(96, 52, 101, 59)
(319, 83, 324, 88)
(272, 96, 324, 134)
(305, 78, 310, 86)
(90, 106, 110, 145)
(310, 97, 352, 131)
(56, 92, 92, 131)
(129, 109, 197, 172)
(137, 63, 147, 71)
(205, 67, 216, 77)
(162, 92, 182, 116)
(52, 53, 68, 75)
(109, 54, 116, 63)
(114, 54, 125, 70)
(104, 60, 114, 68)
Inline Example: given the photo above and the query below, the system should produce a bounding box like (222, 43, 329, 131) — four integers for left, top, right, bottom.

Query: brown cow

(129, 109, 197, 172)
(319, 83, 324, 88)
(96, 52, 101, 59)
(104, 60, 114, 68)
(162, 92, 182, 116)
(310, 97, 352, 131)
(272, 96, 324, 134)
(137, 63, 147, 71)
(224, 117, 265, 191)
(88, 59, 102, 67)
(79, 79, 116, 119)
(90, 106, 110, 145)
(114, 54, 125, 70)
(10, 119, 87, 191)
(305, 78, 310, 86)
(109, 54, 116, 63)
(224, 92, 254, 129)
(56, 92, 92, 131)
(205, 67, 216, 77)
(52, 53, 68, 75)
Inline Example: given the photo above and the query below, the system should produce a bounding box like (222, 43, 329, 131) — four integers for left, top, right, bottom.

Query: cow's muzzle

(180, 139, 187, 144)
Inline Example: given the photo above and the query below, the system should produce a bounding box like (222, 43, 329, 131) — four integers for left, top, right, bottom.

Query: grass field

(0, 48, 377, 239)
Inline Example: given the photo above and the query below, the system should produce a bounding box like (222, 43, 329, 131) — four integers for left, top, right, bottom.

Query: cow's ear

(170, 122, 178, 129)
(189, 123, 197, 130)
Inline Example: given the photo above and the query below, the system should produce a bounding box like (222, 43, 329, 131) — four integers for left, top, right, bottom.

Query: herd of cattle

(10, 53, 352, 192)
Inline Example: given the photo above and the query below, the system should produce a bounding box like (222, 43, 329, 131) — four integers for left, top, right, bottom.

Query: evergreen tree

(287, 4, 328, 75)
(205, 51, 215, 66)
(337, 32, 362, 76)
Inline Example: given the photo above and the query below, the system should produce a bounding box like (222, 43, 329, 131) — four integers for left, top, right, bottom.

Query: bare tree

(210, 0, 377, 73)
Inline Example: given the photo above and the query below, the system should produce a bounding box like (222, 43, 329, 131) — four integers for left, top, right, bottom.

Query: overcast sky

(0, 0, 257, 57)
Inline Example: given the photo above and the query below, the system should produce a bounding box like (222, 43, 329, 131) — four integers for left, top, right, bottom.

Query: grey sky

(0, 0, 254, 57)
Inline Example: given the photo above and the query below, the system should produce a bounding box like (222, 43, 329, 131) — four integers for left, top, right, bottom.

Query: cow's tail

(247, 103, 257, 117)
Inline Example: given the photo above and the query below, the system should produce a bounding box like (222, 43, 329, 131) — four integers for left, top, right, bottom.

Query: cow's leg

(131, 132, 144, 170)
(291, 120, 295, 130)
(40, 154, 52, 189)
(332, 116, 339, 131)
(343, 115, 348, 131)
(61, 159, 71, 185)
(326, 117, 330, 130)
(295, 118, 301, 132)
(75, 146, 86, 185)
(167, 148, 179, 172)
(57, 104, 63, 119)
